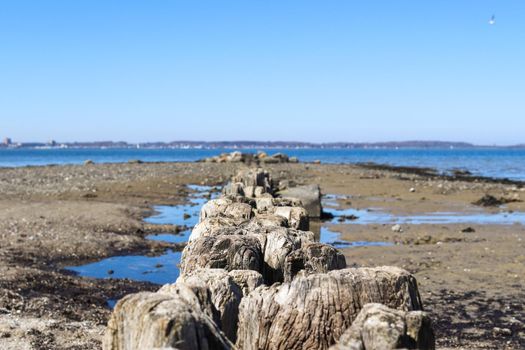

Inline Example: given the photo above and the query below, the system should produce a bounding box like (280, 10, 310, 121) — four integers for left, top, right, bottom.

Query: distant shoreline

(1, 140, 524, 150)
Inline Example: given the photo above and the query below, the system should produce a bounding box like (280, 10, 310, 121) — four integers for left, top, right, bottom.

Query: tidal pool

(66, 185, 215, 284)
(323, 196, 525, 226)
(66, 250, 182, 285)
(319, 226, 393, 248)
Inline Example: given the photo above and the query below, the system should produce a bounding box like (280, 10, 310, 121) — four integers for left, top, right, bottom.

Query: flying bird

(489, 15, 496, 25)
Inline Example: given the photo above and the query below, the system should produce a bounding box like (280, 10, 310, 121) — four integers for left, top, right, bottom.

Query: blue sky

(1, 1, 523, 144)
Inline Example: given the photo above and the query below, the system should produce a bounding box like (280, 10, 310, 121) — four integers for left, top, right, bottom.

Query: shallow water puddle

(65, 185, 215, 286)
(323, 195, 525, 225)
(66, 250, 183, 285)
(144, 185, 219, 243)
(144, 185, 215, 227)
(320, 194, 393, 247)
(146, 232, 190, 244)
(319, 226, 393, 248)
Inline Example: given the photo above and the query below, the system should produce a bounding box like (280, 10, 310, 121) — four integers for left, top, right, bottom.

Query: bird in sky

(489, 14, 496, 25)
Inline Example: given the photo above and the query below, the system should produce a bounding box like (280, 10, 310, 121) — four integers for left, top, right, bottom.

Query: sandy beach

(0, 161, 523, 349)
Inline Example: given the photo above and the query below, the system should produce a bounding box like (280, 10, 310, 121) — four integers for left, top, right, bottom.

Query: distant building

(3, 137, 12, 145)
(48, 140, 57, 147)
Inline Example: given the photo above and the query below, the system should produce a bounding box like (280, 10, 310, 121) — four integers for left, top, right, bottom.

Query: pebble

(391, 224, 403, 233)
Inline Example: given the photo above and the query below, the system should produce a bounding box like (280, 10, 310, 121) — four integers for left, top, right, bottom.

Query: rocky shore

(199, 151, 299, 165)
(0, 159, 523, 349)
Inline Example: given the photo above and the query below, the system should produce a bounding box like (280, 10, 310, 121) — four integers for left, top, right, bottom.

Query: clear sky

(1, 1, 523, 144)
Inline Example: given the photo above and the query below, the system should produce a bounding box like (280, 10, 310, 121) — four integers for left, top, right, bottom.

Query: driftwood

(228, 269, 265, 296)
(232, 168, 273, 194)
(222, 182, 246, 196)
(243, 213, 289, 230)
(189, 216, 247, 242)
(283, 242, 346, 282)
(330, 303, 435, 350)
(258, 227, 315, 283)
(189, 213, 290, 243)
(199, 197, 253, 222)
(184, 226, 320, 285)
(271, 206, 309, 230)
(104, 286, 233, 350)
(161, 268, 263, 342)
(236, 267, 423, 350)
(181, 235, 263, 275)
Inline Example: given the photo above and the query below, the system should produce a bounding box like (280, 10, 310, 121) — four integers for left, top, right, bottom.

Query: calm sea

(1, 148, 525, 181)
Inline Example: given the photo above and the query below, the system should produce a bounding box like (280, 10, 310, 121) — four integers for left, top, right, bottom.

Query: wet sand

(0, 162, 523, 349)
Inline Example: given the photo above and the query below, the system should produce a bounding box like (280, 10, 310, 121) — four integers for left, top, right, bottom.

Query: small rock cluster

(200, 151, 299, 164)
(103, 168, 435, 350)
(472, 194, 522, 207)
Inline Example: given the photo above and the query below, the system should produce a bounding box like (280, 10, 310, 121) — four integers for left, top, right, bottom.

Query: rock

(338, 214, 359, 222)
(236, 267, 423, 350)
(452, 169, 472, 177)
(330, 303, 435, 350)
(409, 187, 416, 193)
(204, 156, 218, 163)
(103, 288, 233, 350)
(199, 152, 294, 164)
(271, 153, 289, 162)
(183, 213, 191, 220)
(199, 198, 253, 222)
(181, 235, 263, 275)
(283, 242, 346, 282)
(272, 206, 309, 231)
(84, 159, 94, 165)
(260, 157, 279, 164)
(228, 152, 254, 164)
(313, 159, 321, 164)
(461, 227, 476, 233)
(289, 156, 299, 163)
(391, 224, 403, 233)
(278, 184, 322, 218)
(127, 159, 143, 164)
(473, 194, 503, 207)
(473, 194, 522, 207)
(256, 151, 267, 159)
(229, 151, 243, 163)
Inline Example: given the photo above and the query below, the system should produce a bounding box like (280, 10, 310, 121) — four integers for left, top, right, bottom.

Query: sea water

(1, 148, 525, 180)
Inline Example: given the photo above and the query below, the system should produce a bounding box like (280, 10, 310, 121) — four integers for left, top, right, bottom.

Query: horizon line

(2, 139, 524, 148)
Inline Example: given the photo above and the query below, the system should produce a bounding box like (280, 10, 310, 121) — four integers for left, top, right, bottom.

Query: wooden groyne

(103, 167, 435, 350)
